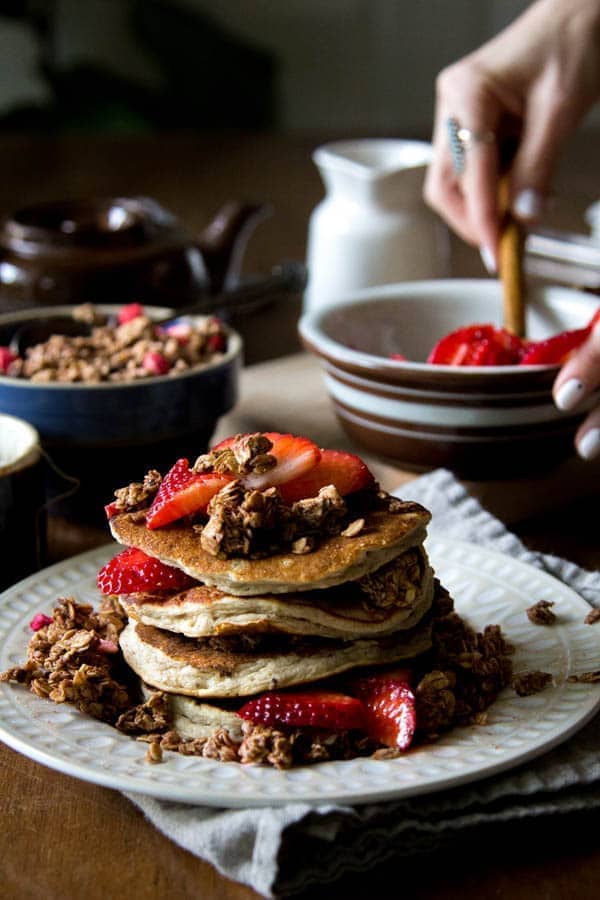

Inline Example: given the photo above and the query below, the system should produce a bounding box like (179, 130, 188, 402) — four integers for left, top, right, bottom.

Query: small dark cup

(0, 414, 46, 591)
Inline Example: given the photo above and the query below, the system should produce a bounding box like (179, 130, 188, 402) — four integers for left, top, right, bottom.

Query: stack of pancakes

(112, 499, 434, 742)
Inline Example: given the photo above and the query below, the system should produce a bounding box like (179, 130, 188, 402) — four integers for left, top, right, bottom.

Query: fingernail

(512, 189, 544, 221)
(555, 378, 586, 411)
(578, 428, 600, 461)
(480, 245, 497, 274)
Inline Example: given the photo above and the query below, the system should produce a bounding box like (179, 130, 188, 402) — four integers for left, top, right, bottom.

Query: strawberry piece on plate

(146, 458, 233, 529)
(277, 448, 375, 504)
(212, 432, 321, 491)
(238, 690, 366, 731)
(350, 669, 416, 750)
(427, 324, 525, 366)
(30, 613, 53, 631)
(97, 547, 196, 595)
(520, 310, 600, 365)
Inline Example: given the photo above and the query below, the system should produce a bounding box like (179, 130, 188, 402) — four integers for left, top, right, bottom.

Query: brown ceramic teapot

(0, 196, 269, 313)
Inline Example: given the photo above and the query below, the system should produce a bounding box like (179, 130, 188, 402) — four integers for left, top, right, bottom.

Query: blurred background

(1, 0, 599, 136)
(0, 0, 598, 356)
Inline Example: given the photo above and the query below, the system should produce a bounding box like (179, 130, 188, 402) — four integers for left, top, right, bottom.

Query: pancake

(109, 502, 430, 596)
(119, 618, 433, 698)
(140, 683, 244, 741)
(120, 550, 434, 639)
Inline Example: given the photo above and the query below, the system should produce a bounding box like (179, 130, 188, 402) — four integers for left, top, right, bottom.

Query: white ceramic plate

(0, 539, 598, 807)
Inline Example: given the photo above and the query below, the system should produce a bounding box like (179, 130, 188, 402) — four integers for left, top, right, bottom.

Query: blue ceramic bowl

(0, 304, 242, 520)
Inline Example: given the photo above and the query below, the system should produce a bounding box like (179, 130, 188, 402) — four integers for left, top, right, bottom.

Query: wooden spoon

(498, 175, 526, 337)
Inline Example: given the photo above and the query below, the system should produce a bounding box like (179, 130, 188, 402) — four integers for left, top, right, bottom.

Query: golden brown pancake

(120, 550, 434, 639)
(140, 682, 244, 741)
(109, 502, 431, 596)
(119, 618, 432, 698)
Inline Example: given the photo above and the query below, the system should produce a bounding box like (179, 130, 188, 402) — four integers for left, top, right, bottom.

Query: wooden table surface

(1, 131, 600, 900)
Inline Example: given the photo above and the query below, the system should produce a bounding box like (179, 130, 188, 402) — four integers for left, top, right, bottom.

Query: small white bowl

(299, 279, 600, 477)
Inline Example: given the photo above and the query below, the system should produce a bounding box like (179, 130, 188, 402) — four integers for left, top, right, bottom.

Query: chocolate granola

(526, 600, 557, 625)
(511, 671, 553, 696)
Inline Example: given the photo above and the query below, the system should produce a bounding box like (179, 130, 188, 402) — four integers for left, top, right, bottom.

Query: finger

(424, 158, 476, 246)
(424, 115, 499, 248)
(575, 404, 600, 461)
(461, 139, 501, 261)
(437, 67, 503, 254)
(509, 75, 572, 221)
(553, 318, 600, 412)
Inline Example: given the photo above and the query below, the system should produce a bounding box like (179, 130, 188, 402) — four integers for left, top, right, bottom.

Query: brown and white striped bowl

(299, 280, 600, 477)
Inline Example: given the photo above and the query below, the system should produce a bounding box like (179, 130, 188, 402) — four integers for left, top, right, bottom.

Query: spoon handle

(155, 260, 308, 325)
(498, 176, 526, 337)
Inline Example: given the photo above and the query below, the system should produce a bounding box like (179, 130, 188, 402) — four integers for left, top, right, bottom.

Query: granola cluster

(511, 671, 553, 696)
(358, 549, 422, 611)
(197, 481, 350, 558)
(113, 469, 163, 513)
(193, 434, 276, 478)
(0, 597, 167, 737)
(0, 597, 133, 722)
(144, 721, 377, 769)
(526, 600, 557, 626)
(411, 581, 514, 739)
(5, 305, 228, 383)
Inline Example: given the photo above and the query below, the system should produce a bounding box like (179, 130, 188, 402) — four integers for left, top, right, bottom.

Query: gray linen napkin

(126, 469, 600, 898)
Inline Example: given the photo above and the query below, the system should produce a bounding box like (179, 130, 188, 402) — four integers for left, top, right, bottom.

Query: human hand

(553, 319, 600, 460)
(424, 0, 600, 270)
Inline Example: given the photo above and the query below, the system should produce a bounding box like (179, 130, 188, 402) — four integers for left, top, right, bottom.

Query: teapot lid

(0, 197, 180, 254)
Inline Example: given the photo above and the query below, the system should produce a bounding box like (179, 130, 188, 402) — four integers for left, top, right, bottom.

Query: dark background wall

(0, 0, 569, 136)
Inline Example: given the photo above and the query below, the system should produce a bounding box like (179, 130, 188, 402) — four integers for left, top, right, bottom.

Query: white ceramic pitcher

(304, 139, 449, 312)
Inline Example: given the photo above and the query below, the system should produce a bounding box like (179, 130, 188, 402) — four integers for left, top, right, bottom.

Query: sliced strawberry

(97, 547, 196, 595)
(277, 448, 374, 504)
(238, 690, 366, 731)
(206, 333, 227, 353)
(350, 669, 416, 750)
(427, 325, 490, 365)
(117, 302, 144, 324)
(211, 432, 321, 491)
(519, 310, 600, 365)
(104, 501, 120, 519)
(519, 328, 590, 365)
(142, 350, 171, 376)
(0, 346, 18, 374)
(428, 325, 525, 366)
(146, 458, 234, 529)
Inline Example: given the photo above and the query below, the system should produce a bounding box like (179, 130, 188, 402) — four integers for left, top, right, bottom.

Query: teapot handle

(196, 202, 272, 292)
